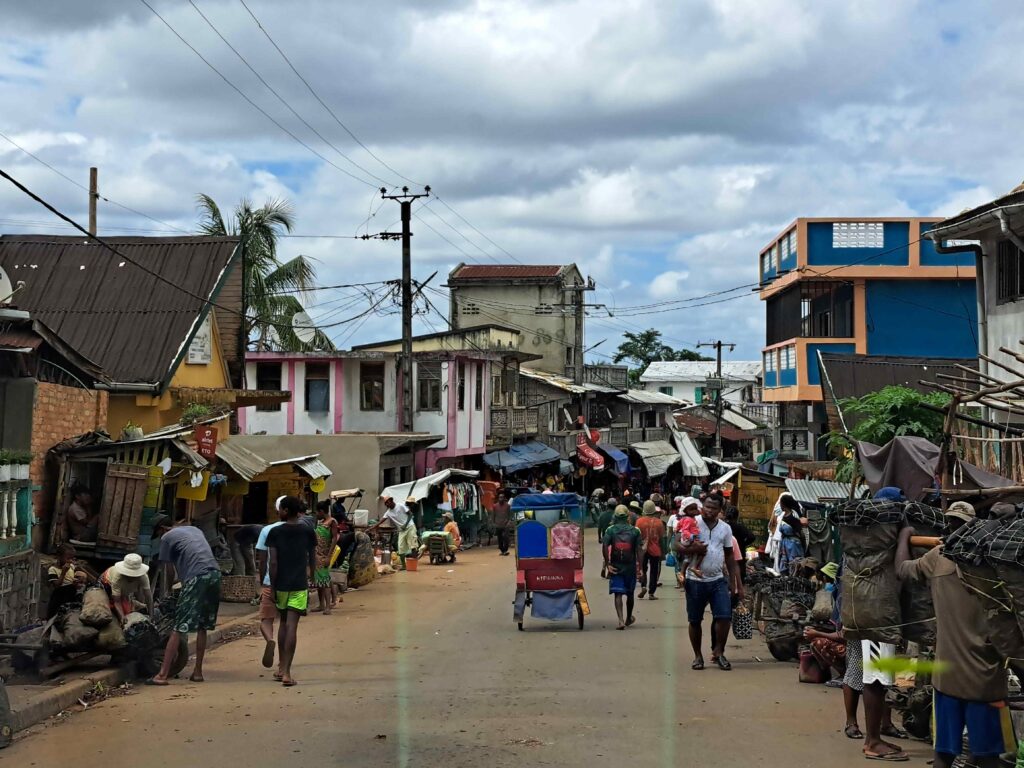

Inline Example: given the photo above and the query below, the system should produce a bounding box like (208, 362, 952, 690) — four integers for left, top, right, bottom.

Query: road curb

(9, 609, 260, 734)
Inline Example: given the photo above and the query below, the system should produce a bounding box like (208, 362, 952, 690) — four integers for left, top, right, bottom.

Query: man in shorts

(255, 500, 288, 670)
(678, 492, 740, 671)
(149, 518, 222, 685)
(267, 496, 317, 687)
(602, 505, 642, 630)
(897, 503, 1009, 767)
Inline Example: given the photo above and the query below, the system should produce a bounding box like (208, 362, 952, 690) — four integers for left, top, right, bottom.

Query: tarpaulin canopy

(672, 428, 709, 477)
(856, 436, 1017, 502)
(597, 443, 630, 475)
(631, 440, 680, 478)
(575, 431, 605, 472)
(380, 468, 480, 503)
(483, 441, 561, 474)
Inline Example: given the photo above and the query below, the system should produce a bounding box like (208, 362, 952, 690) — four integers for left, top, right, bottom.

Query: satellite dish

(292, 311, 316, 344)
(158, 457, 173, 475)
(0, 266, 13, 306)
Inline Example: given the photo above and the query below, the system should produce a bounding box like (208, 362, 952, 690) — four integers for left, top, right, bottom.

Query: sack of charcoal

(985, 517, 1024, 638)
(899, 502, 943, 646)
(838, 499, 904, 644)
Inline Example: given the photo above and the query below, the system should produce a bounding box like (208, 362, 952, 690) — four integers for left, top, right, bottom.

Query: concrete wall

(979, 234, 1024, 385)
(864, 279, 978, 358)
(451, 282, 576, 374)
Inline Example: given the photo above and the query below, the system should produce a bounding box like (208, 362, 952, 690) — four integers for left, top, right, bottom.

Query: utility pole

(88, 167, 98, 236)
(381, 186, 430, 433)
(698, 339, 736, 460)
(563, 276, 596, 385)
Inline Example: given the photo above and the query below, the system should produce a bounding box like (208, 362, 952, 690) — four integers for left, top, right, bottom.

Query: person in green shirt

(602, 505, 642, 630)
(596, 496, 617, 544)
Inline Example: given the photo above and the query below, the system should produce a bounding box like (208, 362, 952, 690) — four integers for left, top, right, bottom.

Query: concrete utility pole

(381, 186, 430, 433)
(88, 167, 98, 236)
(698, 339, 736, 461)
(563, 276, 596, 385)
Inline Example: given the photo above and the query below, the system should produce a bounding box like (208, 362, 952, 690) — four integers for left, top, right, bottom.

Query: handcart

(512, 493, 589, 631)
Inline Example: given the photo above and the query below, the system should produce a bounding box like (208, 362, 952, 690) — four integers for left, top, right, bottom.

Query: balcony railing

(741, 402, 779, 427)
(489, 406, 540, 442)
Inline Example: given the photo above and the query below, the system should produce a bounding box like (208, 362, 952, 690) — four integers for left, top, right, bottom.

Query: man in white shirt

(255, 501, 287, 671)
(370, 495, 419, 569)
(678, 493, 741, 671)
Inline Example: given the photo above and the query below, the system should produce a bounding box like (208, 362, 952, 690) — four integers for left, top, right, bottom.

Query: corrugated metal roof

(0, 235, 240, 385)
(640, 361, 762, 383)
(631, 440, 680, 478)
(785, 479, 868, 505)
(518, 367, 618, 394)
(449, 264, 563, 280)
(290, 456, 332, 479)
(216, 440, 270, 481)
(675, 410, 753, 442)
(618, 389, 683, 405)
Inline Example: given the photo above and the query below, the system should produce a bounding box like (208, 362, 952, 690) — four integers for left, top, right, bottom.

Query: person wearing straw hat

(100, 553, 154, 626)
(897, 503, 1009, 768)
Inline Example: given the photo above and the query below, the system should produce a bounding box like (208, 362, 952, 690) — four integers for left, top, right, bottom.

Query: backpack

(609, 526, 636, 565)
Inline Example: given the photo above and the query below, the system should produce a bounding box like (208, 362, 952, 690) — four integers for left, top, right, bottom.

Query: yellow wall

(105, 311, 233, 434)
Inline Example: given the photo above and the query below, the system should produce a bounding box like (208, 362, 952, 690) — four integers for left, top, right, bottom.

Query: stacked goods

(78, 587, 114, 628)
(50, 610, 99, 651)
(837, 499, 903, 644)
(944, 518, 1024, 668)
(901, 502, 943, 646)
(984, 517, 1024, 638)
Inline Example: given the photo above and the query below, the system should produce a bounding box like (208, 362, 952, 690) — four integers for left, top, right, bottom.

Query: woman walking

(312, 501, 339, 614)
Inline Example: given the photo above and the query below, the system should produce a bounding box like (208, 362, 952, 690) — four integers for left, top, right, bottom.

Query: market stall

(380, 468, 481, 533)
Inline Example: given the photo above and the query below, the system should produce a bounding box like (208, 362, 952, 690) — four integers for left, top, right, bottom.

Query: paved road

(9, 540, 930, 767)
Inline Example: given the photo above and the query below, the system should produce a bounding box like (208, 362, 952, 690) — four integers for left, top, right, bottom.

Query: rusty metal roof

(0, 235, 240, 387)
(449, 264, 564, 281)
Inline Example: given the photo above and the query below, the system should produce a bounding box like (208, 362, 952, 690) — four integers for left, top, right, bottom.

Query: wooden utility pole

(88, 167, 98, 236)
(698, 339, 736, 460)
(381, 186, 430, 433)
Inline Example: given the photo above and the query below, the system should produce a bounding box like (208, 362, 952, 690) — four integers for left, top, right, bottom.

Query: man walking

(491, 492, 513, 556)
(267, 496, 317, 687)
(678, 492, 740, 671)
(255, 501, 287, 670)
(896, 503, 1007, 766)
(602, 505, 642, 630)
(636, 499, 667, 600)
(148, 519, 222, 685)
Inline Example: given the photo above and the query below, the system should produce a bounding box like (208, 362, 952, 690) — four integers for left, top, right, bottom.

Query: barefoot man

(267, 496, 317, 687)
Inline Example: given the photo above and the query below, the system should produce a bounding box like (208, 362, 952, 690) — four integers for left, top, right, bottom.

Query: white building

(639, 360, 761, 405)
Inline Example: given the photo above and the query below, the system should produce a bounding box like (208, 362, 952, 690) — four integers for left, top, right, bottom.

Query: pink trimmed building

(241, 325, 539, 475)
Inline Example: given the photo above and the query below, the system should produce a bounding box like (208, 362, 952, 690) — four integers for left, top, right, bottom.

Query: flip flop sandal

(144, 678, 169, 686)
(863, 751, 909, 762)
(281, 679, 297, 687)
(880, 726, 909, 740)
(845, 725, 864, 739)
(272, 673, 284, 681)
(262, 641, 276, 669)
(625, 616, 636, 627)
(691, 659, 705, 670)
(615, 625, 626, 631)
(716, 656, 732, 671)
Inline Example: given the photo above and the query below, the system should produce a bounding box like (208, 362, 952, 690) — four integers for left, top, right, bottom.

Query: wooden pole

(88, 167, 97, 236)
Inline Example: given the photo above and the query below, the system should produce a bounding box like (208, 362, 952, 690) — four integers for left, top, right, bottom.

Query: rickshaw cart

(512, 493, 589, 631)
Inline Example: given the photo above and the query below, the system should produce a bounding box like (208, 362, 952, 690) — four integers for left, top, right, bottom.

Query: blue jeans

(684, 577, 731, 624)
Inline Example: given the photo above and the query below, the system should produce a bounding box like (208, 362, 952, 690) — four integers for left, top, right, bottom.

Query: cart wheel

(517, 622, 524, 631)
(576, 601, 584, 630)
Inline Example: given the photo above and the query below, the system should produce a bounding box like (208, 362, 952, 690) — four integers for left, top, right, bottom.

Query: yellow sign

(175, 471, 210, 502)
(737, 474, 783, 546)
(310, 477, 326, 493)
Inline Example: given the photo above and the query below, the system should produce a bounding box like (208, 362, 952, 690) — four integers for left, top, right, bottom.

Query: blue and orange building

(758, 217, 977, 458)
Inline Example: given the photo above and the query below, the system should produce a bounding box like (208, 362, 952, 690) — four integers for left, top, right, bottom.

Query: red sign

(195, 425, 218, 459)
(575, 431, 605, 472)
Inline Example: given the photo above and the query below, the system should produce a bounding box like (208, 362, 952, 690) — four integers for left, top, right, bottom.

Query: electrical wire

(138, 0, 379, 190)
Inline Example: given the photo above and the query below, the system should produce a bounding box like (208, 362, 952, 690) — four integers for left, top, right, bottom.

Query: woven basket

(220, 574, 259, 603)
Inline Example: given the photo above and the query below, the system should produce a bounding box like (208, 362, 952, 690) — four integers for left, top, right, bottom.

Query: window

(534, 305, 554, 315)
(304, 362, 330, 412)
(768, 246, 777, 271)
(997, 240, 1024, 303)
(694, 386, 704, 403)
(492, 372, 503, 406)
(763, 351, 776, 373)
(832, 222, 884, 248)
(787, 230, 796, 258)
(760, 252, 770, 278)
(565, 346, 575, 367)
(658, 386, 674, 396)
(797, 281, 853, 338)
(255, 362, 282, 412)
(457, 361, 466, 411)
(474, 363, 483, 410)
(781, 346, 795, 369)
(417, 361, 442, 411)
(461, 302, 480, 316)
(360, 362, 385, 411)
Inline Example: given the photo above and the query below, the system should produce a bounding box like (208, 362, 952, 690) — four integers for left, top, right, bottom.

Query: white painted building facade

(639, 360, 761, 406)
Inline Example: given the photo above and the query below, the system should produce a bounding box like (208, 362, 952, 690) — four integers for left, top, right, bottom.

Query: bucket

(405, 556, 419, 572)
(353, 509, 369, 527)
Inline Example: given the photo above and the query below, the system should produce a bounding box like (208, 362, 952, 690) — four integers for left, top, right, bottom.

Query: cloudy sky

(1, 0, 1019, 362)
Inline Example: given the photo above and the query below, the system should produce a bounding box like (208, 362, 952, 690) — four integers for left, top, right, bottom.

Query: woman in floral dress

(312, 501, 339, 614)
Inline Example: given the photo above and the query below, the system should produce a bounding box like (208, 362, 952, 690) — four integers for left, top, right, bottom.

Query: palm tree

(196, 194, 334, 351)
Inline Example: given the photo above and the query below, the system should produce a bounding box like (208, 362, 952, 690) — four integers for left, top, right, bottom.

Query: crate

(220, 574, 259, 603)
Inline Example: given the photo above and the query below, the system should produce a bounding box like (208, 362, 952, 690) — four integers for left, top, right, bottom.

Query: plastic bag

(79, 587, 113, 628)
(665, 553, 677, 568)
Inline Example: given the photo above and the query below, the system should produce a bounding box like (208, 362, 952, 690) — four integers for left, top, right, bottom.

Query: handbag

(732, 604, 753, 640)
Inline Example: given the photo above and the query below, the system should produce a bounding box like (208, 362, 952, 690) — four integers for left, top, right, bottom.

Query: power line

(138, 0, 379, 190)
(417, 202, 503, 265)
(187, 0, 394, 188)
(432, 194, 522, 264)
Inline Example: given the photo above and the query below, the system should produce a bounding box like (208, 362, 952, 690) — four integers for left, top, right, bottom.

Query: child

(675, 497, 703, 579)
(47, 544, 86, 617)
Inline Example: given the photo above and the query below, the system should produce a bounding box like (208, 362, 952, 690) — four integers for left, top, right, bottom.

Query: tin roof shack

(48, 422, 210, 561)
(0, 236, 288, 436)
(215, 438, 333, 525)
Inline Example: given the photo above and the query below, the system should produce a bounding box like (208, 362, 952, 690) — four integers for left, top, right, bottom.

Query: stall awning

(597, 443, 630, 475)
(380, 468, 480, 503)
(631, 440, 681, 478)
(483, 441, 561, 474)
(672, 429, 709, 478)
(280, 456, 332, 479)
(216, 440, 332, 482)
(575, 432, 605, 472)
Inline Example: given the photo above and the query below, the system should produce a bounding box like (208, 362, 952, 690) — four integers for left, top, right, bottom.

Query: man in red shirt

(636, 500, 667, 600)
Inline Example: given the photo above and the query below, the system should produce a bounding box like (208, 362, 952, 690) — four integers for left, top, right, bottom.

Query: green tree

(196, 194, 334, 351)
(612, 329, 710, 386)
(828, 386, 952, 481)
